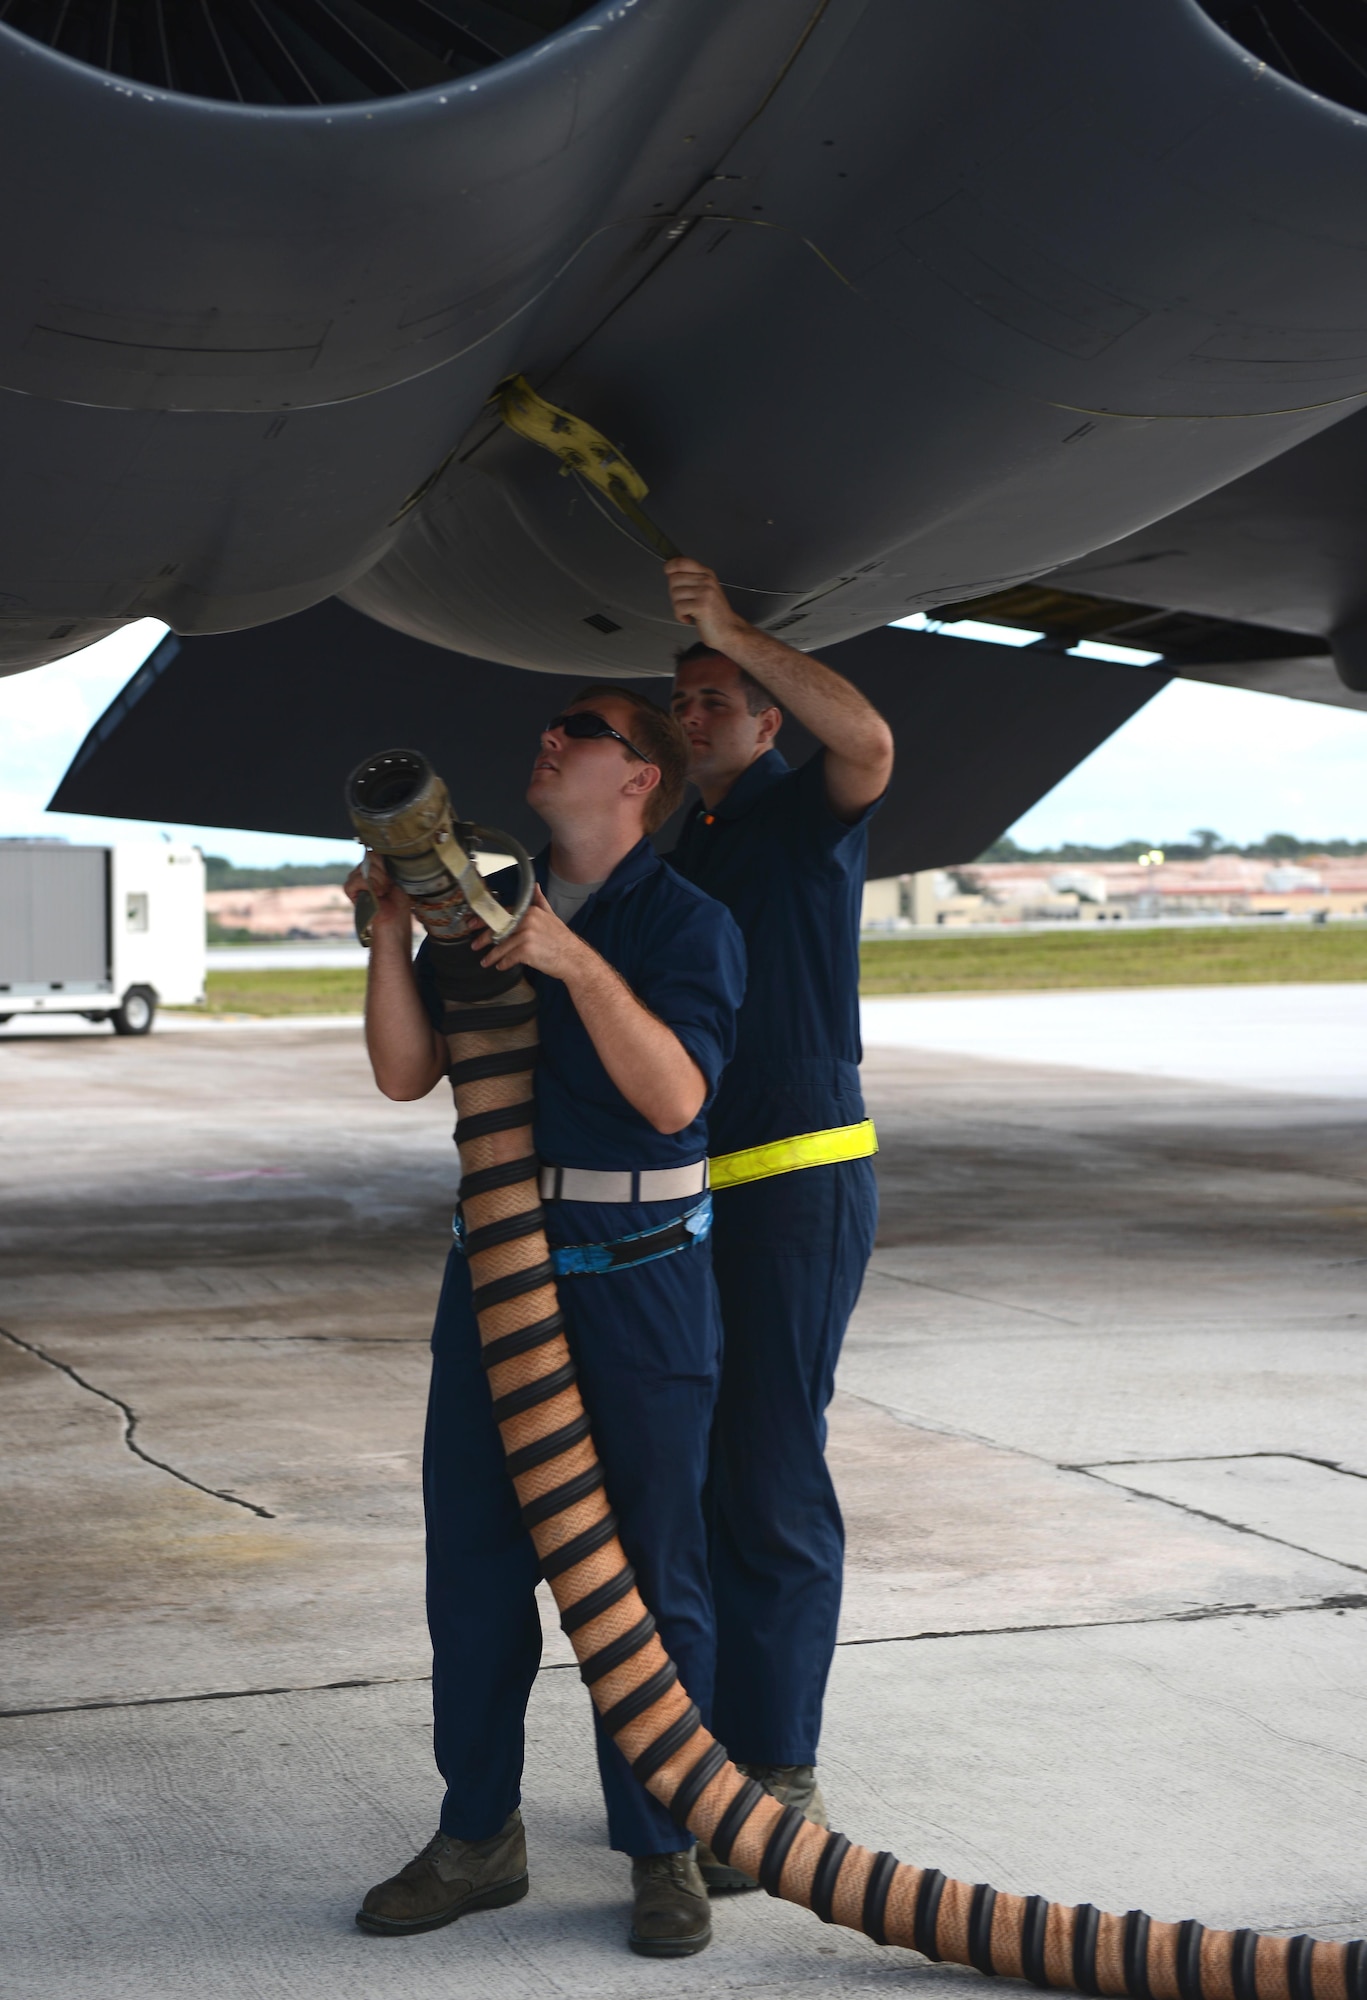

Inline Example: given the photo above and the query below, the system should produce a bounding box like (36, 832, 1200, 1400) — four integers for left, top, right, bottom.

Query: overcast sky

(2, 619, 1365, 864)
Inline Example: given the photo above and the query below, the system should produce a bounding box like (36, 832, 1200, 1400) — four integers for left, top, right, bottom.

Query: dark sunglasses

(545, 710, 649, 762)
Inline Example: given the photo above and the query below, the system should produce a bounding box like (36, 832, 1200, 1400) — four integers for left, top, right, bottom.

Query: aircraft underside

(5, 0, 1367, 717)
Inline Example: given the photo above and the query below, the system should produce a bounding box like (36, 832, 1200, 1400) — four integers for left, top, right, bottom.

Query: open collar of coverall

(533, 834, 656, 922)
(701, 745, 792, 824)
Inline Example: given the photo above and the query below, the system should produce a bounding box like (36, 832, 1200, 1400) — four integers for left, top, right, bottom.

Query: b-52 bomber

(5, 1, 1367, 858)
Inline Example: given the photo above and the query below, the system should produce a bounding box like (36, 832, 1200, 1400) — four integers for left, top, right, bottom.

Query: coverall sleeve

(633, 882, 747, 1106)
(787, 748, 884, 860)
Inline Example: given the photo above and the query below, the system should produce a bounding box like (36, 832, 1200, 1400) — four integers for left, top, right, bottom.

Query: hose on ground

(350, 752, 1366, 1999)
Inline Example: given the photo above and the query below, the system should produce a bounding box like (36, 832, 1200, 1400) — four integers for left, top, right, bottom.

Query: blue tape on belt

(453, 1194, 711, 1277)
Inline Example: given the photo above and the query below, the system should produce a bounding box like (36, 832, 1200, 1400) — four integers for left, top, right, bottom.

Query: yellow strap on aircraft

(709, 1118, 878, 1190)
(494, 373, 681, 561)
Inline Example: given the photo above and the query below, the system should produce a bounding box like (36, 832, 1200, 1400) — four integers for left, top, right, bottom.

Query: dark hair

(568, 684, 689, 832)
(674, 641, 779, 718)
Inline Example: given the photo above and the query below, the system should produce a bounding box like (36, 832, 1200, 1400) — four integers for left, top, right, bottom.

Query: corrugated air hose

(346, 746, 1367, 2000)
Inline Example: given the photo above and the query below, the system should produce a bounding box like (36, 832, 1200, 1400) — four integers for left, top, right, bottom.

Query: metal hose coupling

(348, 750, 1367, 2000)
(345, 746, 535, 1001)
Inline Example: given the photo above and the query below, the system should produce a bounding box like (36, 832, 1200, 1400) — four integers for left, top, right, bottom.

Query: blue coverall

(415, 839, 746, 1856)
(671, 747, 880, 1767)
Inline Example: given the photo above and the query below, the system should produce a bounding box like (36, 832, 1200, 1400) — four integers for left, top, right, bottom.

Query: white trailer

(0, 840, 205, 1034)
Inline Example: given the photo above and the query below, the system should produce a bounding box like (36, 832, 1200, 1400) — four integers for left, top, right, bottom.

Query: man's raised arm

(666, 556, 894, 820)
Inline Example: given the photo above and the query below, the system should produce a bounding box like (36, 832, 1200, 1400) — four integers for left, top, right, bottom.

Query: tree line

(977, 831, 1367, 864)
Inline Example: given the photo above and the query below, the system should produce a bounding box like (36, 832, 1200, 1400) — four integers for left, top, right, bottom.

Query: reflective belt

(453, 1193, 712, 1277)
(538, 1160, 708, 1204)
(708, 1118, 878, 1191)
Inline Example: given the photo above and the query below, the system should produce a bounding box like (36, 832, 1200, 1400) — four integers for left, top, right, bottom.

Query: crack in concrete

(827, 1393, 1367, 1593)
(864, 1261, 1081, 1327)
(0, 1671, 429, 1720)
(1078, 1449, 1367, 1483)
(836, 1384, 1026, 1457)
(8, 1593, 1364, 1722)
(1066, 1462, 1366, 1576)
(0, 1323, 275, 1520)
(830, 1589, 1367, 1654)
(813, 1396, 1367, 1582)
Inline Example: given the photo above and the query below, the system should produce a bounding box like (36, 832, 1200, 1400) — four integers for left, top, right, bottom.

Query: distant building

(206, 883, 356, 939)
(861, 857, 1367, 930)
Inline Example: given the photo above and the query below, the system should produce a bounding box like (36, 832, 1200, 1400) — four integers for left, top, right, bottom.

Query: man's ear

(757, 704, 782, 749)
(625, 761, 662, 804)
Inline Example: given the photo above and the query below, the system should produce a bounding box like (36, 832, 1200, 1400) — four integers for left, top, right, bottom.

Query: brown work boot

(628, 1848, 712, 1956)
(743, 1761, 828, 1828)
(356, 1812, 528, 1935)
(697, 1764, 828, 1894)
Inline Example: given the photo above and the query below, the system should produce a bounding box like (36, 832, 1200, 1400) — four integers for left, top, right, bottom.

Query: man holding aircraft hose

(347, 686, 744, 1956)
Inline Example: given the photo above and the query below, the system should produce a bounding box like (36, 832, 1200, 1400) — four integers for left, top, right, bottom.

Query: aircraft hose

(350, 751, 1365, 1998)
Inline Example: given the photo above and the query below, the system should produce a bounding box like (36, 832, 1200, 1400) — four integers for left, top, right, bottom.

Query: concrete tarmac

(861, 983, 1367, 1098)
(2, 1009, 1365, 1999)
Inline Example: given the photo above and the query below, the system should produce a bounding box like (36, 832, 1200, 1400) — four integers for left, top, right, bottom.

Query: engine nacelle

(5, 0, 1367, 681)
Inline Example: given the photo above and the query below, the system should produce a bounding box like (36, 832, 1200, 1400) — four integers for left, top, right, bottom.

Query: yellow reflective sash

(709, 1118, 878, 1191)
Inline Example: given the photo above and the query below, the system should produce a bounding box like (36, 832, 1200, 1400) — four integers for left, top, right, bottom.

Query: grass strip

(173, 927, 1367, 1016)
(860, 924, 1367, 994)
(180, 968, 367, 1016)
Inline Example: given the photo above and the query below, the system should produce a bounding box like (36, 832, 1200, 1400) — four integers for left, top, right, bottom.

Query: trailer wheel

(111, 986, 157, 1036)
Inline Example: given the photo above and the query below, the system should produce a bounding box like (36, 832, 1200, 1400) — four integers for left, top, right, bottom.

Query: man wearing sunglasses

(665, 556, 894, 1889)
(349, 688, 744, 1958)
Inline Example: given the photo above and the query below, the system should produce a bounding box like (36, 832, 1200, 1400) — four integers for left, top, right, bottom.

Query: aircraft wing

(47, 605, 1164, 877)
